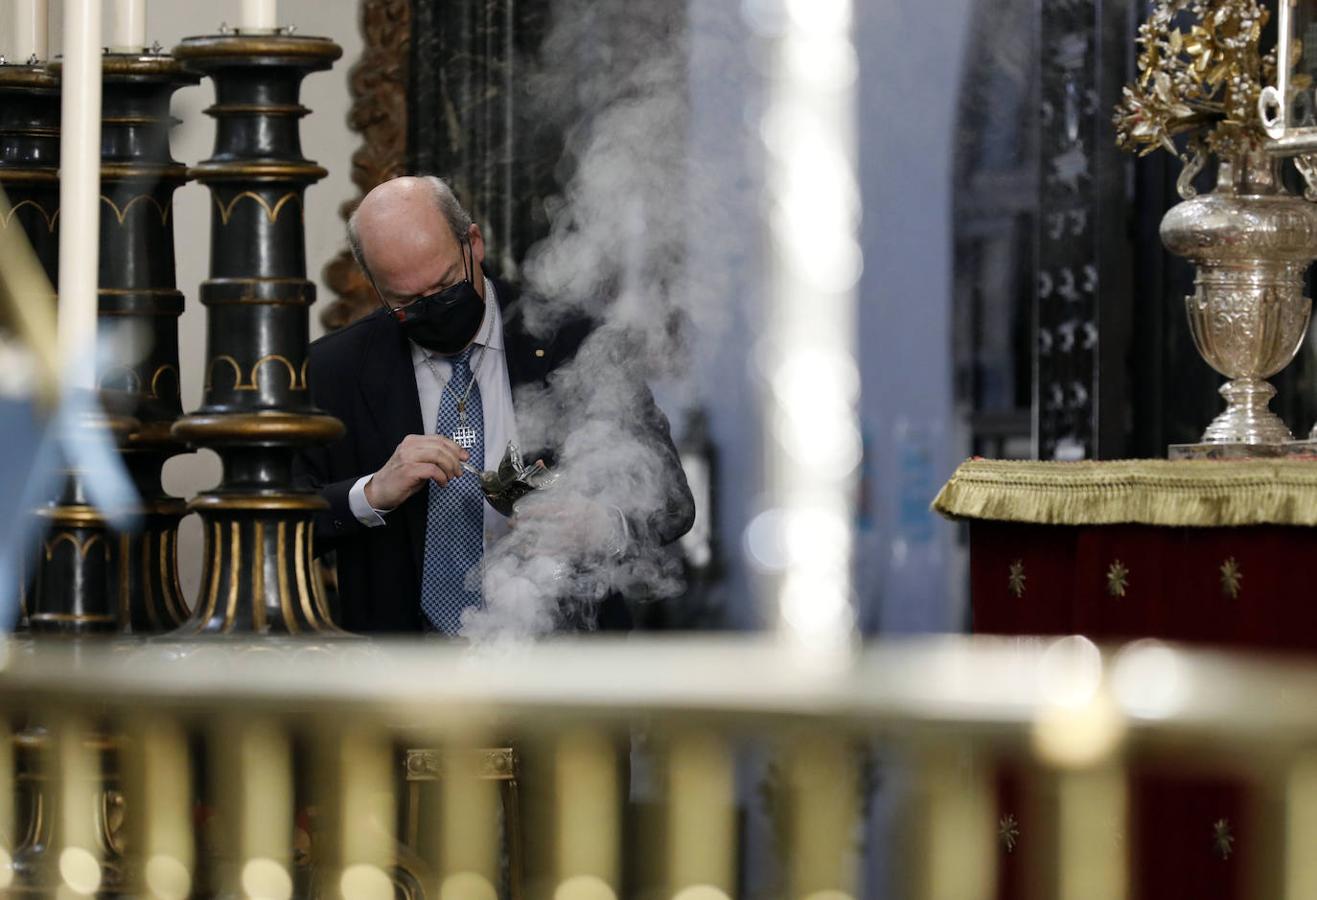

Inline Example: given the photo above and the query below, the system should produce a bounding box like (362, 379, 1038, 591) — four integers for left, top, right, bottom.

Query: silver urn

(1160, 152, 1317, 450)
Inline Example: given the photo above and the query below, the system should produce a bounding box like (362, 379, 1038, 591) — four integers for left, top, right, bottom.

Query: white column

(57, 0, 103, 392)
(111, 0, 146, 51)
(758, 0, 861, 662)
(13, 0, 50, 62)
(240, 0, 277, 30)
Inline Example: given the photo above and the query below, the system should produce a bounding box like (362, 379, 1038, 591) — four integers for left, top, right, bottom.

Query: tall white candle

(57, 0, 103, 392)
(240, 0, 277, 30)
(13, 0, 50, 62)
(111, 0, 146, 50)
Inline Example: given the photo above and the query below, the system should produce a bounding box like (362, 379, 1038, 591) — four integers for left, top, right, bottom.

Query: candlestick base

(28, 407, 138, 635)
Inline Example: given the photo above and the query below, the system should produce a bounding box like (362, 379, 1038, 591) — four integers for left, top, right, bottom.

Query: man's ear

(468, 223, 486, 268)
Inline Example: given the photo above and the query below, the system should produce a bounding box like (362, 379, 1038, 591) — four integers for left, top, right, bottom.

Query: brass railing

(0, 635, 1315, 899)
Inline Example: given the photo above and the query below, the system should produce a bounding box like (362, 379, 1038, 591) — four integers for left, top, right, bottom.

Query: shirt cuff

(349, 474, 391, 527)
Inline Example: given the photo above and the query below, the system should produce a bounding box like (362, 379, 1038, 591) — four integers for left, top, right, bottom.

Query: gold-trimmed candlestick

(170, 33, 345, 634)
(0, 61, 60, 629)
(92, 52, 199, 632)
(0, 61, 141, 633)
(28, 403, 139, 634)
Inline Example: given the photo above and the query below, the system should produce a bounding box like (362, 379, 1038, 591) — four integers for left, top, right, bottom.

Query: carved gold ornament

(1106, 560, 1129, 598)
(1219, 557, 1242, 599)
(1008, 560, 1026, 598)
(1213, 817, 1234, 860)
(999, 813, 1020, 853)
(1113, 0, 1274, 166)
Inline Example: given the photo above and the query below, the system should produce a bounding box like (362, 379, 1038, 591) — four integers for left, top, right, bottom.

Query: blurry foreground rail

(0, 635, 1313, 898)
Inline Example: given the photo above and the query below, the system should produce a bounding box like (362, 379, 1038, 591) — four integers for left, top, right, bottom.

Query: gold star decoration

(1213, 817, 1234, 860)
(1008, 560, 1026, 598)
(1106, 560, 1130, 598)
(999, 813, 1020, 853)
(1220, 557, 1242, 599)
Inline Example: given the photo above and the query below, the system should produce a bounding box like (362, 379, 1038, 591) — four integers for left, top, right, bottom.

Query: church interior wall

(854, 0, 974, 634)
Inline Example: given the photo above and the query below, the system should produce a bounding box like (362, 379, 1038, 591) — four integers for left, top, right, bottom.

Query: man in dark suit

(295, 176, 694, 634)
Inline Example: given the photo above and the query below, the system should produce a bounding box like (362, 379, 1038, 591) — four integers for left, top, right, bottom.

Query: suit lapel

(496, 280, 551, 391)
(495, 279, 588, 468)
(357, 312, 427, 576)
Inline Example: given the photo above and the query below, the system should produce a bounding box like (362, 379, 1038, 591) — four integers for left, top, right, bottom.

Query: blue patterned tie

(419, 346, 484, 634)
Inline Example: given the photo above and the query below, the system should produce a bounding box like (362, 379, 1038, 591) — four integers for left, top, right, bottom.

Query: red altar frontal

(935, 457, 1317, 900)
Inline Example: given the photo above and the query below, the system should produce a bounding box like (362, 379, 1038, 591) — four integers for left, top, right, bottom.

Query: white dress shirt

(348, 278, 518, 545)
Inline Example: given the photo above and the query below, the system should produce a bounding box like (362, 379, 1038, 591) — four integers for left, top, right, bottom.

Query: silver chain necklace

(420, 340, 487, 451)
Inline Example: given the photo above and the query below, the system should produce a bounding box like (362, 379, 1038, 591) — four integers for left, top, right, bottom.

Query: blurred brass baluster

(1037, 767, 1128, 900)
(665, 733, 734, 900)
(11, 726, 51, 891)
(785, 736, 859, 900)
(55, 717, 102, 898)
(553, 730, 621, 900)
(332, 730, 395, 900)
(1277, 753, 1317, 900)
(136, 719, 193, 900)
(0, 718, 13, 892)
(434, 745, 499, 900)
(904, 746, 994, 900)
(218, 719, 293, 900)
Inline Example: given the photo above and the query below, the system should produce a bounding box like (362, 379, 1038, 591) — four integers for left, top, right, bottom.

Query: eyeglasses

(374, 239, 473, 314)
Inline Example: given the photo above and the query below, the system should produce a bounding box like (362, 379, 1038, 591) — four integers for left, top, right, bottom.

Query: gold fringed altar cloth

(934, 457, 1317, 527)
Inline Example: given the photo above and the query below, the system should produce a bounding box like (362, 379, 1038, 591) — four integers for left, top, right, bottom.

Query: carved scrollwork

(1187, 271, 1311, 380)
(1297, 154, 1317, 202)
(321, 0, 411, 331)
(1175, 141, 1208, 201)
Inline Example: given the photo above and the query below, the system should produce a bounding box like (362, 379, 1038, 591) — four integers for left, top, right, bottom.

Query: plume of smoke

(463, 0, 748, 642)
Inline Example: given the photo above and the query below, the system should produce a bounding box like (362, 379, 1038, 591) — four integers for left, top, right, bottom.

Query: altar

(936, 457, 1317, 900)
(937, 457, 1317, 650)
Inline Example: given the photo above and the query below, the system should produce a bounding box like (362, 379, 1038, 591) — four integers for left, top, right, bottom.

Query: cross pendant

(451, 425, 478, 451)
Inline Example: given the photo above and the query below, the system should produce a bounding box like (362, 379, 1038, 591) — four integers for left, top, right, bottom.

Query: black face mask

(385, 241, 485, 355)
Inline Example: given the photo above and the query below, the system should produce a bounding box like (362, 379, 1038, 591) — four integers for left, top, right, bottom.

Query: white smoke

(463, 0, 751, 641)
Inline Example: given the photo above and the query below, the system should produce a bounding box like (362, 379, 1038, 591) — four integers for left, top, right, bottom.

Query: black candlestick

(96, 52, 200, 632)
(0, 63, 59, 630)
(171, 34, 345, 634)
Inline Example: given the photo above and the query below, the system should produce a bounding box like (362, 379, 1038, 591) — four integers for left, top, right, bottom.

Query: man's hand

(365, 434, 469, 510)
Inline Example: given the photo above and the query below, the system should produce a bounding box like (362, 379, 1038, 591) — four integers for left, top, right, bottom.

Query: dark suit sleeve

(625, 386, 696, 549)
(294, 449, 372, 555)
(292, 336, 374, 556)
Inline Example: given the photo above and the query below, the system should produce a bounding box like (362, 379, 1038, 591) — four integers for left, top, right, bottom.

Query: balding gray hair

(346, 175, 473, 282)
